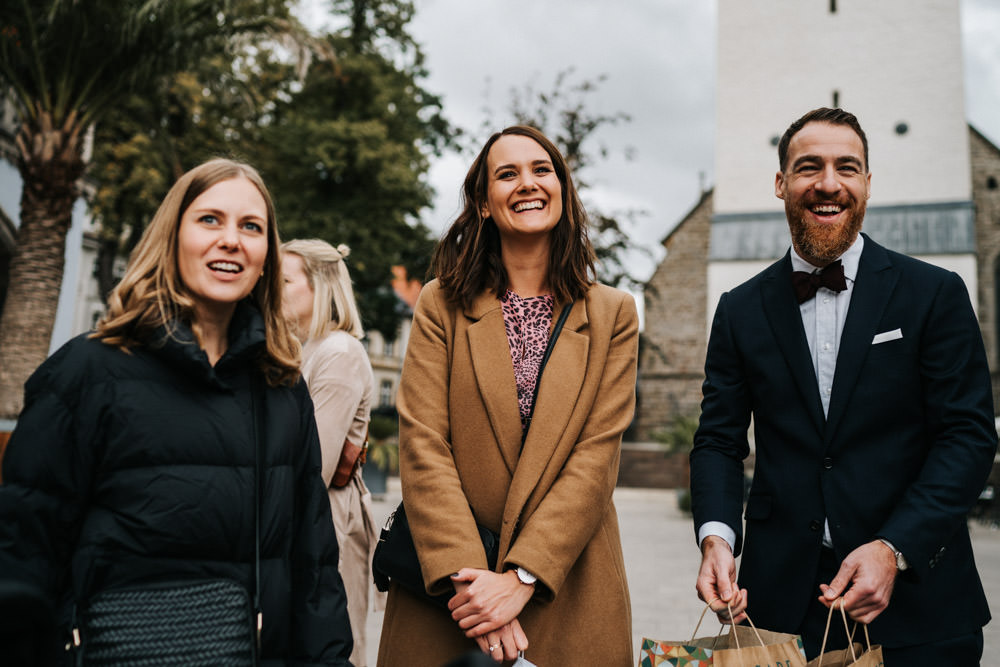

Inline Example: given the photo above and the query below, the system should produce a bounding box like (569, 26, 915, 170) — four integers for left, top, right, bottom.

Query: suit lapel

(825, 236, 897, 441)
(760, 254, 826, 433)
(467, 293, 523, 474)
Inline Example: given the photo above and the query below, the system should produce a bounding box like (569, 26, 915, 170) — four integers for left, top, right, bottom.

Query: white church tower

(708, 0, 976, 317)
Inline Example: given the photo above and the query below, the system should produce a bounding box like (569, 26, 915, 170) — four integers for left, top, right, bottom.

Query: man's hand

(696, 535, 748, 624)
(819, 540, 897, 624)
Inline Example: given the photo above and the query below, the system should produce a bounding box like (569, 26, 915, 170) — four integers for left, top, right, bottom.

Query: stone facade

(971, 126, 1000, 407)
(635, 190, 712, 440)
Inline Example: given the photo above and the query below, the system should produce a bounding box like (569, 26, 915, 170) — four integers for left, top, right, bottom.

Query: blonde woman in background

(281, 239, 378, 666)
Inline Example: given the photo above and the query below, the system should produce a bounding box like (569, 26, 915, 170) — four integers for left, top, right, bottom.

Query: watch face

(516, 567, 537, 585)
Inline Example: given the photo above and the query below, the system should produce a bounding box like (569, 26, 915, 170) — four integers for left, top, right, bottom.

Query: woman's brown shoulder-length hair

(431, 125, 596, 310)
(92, 158, 301, 386)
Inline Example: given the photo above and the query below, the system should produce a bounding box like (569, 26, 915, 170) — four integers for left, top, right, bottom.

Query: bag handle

(689, 602, 766, 651)
(521, 302, 573, 446)
(815, 600, 866, 666)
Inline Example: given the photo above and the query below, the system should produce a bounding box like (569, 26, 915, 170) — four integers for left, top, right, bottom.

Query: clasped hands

(696, 536, 897, 627)
(449, 568, 533, 663)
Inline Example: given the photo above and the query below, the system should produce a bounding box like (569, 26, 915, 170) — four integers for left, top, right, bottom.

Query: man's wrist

(877, 538, 909, 571)
(701, 534, 733, 556)
(697, 521, 736, 553)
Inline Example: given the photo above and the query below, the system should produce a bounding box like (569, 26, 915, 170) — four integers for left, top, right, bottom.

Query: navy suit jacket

(690, 234, 997, 648)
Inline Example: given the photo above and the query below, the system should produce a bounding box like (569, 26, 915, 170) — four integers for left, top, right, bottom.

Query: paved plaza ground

(364, 481, 1000, 666)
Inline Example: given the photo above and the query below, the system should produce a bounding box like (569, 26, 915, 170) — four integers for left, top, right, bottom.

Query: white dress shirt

(698, 235, 864, 552)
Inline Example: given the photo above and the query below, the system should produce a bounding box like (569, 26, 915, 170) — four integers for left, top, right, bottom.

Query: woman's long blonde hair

(281, 238, 364, 341)
(93, 158, 301, 386)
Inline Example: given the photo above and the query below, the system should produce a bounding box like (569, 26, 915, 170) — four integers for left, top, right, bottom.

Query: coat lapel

(825, 236, 897, 442)
(760, 254, 826, 433)
(467, 293, 523, 475)
(501, 299, 588, 551)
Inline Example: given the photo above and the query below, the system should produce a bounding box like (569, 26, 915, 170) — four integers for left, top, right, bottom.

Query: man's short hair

(778, 107, 869, 173)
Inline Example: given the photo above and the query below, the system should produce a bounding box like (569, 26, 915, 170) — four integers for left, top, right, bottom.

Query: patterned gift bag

(639, 605, 807, 666)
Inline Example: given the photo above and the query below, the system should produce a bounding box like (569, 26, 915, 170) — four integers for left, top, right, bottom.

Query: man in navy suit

(690, 107, 997, 665)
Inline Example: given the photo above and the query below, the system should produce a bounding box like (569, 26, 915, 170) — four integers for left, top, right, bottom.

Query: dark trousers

(798, 546, 983, 666)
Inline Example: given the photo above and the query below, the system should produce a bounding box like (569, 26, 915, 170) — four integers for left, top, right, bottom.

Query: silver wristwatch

(878, 538, 909, 571)
(515, 566, 537, 586)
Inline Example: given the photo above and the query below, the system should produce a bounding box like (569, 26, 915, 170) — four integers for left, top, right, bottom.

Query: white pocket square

(872, 328, 903, 345)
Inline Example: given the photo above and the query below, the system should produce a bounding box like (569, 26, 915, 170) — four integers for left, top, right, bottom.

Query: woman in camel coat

(376, 126, 638, 666)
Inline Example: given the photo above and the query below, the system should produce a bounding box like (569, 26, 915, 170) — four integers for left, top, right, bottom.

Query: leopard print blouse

(501, 290, 555, 429)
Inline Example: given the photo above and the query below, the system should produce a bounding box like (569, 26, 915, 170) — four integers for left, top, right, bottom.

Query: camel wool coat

(376, 280, 638, 666)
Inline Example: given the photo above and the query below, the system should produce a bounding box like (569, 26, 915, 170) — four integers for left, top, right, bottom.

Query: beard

(786, 195, 865, 265)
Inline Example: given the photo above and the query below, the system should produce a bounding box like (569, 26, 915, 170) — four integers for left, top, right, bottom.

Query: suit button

(809, 520, 821, 531)
(823, 457, 833, 469)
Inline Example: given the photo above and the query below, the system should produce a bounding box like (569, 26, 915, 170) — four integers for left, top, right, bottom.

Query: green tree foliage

(652, 414, 700, 454)
(0, 0, 300, 418)
(481, 69, 648, 290)
(87, 0, 453, 340)
(259, 21, 453, 339)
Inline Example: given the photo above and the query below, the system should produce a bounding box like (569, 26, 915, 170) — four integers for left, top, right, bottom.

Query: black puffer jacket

(0, 302, 352, 665)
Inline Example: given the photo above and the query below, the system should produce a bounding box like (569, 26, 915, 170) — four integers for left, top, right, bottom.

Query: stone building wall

(635, 190, 712, 440)
(970, 126, 1000, 409)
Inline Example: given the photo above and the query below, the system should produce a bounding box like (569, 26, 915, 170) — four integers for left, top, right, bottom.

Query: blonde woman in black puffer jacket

(0, 159, 353, 666)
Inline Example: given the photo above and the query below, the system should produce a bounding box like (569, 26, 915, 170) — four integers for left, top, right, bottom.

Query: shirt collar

(790, 234, 864, 283)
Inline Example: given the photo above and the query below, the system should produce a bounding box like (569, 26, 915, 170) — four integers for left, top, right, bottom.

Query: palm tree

(0, 0, 306, 418)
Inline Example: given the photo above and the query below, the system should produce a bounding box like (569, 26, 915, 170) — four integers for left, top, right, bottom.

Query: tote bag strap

(521, 301, 573, 446)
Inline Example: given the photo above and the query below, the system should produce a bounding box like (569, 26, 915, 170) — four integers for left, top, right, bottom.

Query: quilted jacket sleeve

(0, 339, 103, 655)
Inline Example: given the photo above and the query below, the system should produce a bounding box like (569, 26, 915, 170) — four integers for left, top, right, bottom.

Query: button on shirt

(697, 235, 864, 552)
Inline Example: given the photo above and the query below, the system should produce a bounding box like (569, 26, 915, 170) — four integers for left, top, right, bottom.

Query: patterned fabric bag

(639, 605, 807, 666)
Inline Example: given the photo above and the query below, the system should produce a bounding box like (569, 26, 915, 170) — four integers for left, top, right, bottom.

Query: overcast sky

(304, 0, 1000, 282)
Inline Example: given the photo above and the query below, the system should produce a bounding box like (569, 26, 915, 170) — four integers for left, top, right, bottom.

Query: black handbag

(67, 377, 268, 666)
(372, 302, 572, 608)
(372, 503, 499, 609)
(73, 579, 255, 666)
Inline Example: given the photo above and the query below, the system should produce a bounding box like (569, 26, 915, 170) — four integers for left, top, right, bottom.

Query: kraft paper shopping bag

(639, 604, 807, 666)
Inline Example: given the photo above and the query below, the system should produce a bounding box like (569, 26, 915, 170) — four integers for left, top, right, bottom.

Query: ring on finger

(489, 643, 500, 652)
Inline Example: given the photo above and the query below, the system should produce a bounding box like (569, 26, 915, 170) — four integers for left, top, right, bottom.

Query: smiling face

(775, 121, 871, 266)
(177, 176, 269, 323)
(482, 134, 563, 244)
(280, 251, 315, 336)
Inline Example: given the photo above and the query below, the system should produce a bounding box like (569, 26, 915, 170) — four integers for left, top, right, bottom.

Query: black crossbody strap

(522, 301, 573, 444)
(249, 375, 264, 661)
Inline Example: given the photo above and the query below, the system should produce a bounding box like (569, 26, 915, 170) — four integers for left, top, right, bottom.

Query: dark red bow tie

(791, 260, 847, 304)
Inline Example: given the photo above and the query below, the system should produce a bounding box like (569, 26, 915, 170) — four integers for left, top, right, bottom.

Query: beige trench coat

(377, 281, 638, 666)
(301, 331, 380, 667)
